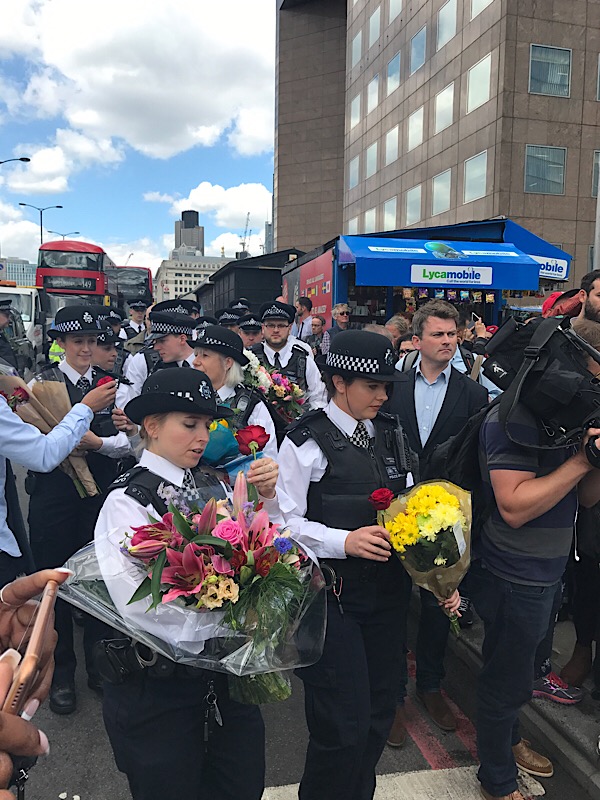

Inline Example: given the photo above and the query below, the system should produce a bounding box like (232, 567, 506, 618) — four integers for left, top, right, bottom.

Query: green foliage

(168, 503, 195, 541)
(150, 549, 167, 610)
(127, 576, 152, 605)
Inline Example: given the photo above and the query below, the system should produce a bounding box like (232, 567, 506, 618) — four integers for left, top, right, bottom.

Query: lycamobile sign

(411, 265, 493, 286)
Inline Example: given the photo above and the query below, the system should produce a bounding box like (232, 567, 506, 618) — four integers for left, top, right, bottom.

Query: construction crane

(240, 212, 250, 253)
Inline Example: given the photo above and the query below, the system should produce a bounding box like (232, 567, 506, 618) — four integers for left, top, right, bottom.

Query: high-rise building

(154, 250, 230, 303)
(175, 210, 204, 253)
(274, 0, 600, 287)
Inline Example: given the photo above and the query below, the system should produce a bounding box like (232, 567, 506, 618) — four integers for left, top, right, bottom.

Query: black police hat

(97, 322, 119, 346)
(238, 313, 262, 332)
(146, 312, 197, 343)
(216, 308, 242, 327)
(229, 299, 250, 312)
(259, 301, 295, 324)
(196, 315, 218, 330)
(124, 369, 233, 424)
(318, 330, 402, 382)
(154, 299, 197, 316)
(48, 306, 100, 340)
(191, 325, 249, 366)
(107, 307, 124, 323)
(0, 299, 12, 313)
(129, 300, 149, 311)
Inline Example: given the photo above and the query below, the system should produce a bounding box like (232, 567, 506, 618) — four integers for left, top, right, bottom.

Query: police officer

(27, 306, 132, 714)
(191, 325, 278, 461)
(0, 300, 18, 371)
(123, 300, 148, 339)
(216, 307, 242, 333)
(238, 313, 263, 349)
(106, 306, 128, 340)
(252, 301, 327, 410)
(277, 330, 415, 800)
(196, 315, 218, 331)
(94, 368, 281, 800)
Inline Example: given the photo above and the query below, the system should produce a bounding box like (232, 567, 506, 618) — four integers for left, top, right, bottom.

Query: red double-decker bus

(106, 265, 153, 310)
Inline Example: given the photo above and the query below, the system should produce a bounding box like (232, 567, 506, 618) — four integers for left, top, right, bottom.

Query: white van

(0, 285, 45, 362)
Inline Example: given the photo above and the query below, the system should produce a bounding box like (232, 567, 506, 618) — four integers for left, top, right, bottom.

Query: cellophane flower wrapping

(59, 474, 326, 704)
(383, 480, 472, 634)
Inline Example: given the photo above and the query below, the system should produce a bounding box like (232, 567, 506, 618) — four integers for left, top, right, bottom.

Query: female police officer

(94, 368, 281, 800)
(277, 330, 414, 800)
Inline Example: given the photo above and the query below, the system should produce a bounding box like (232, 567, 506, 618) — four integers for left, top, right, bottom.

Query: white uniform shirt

(261, 339, 327, 410)
(118, 329, 128, 340)
(95, 449, 287, 647)
(127, 321, 145, 336)
(217, 385, 278, 460)
(276, 401, 377, 560)
(124, 349, 196, 399)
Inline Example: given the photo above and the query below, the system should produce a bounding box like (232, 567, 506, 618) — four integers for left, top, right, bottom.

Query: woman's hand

(439, 590, 461, 615)
(112, 408, 137, 436)
(247, 457, 278, 499)
(75, 431, 103, 452)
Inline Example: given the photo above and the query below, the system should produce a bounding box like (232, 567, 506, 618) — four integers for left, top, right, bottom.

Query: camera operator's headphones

(483, 316, 600, 458)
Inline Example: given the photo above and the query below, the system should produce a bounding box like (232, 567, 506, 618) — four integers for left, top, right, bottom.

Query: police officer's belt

(94, 638, 208, 684)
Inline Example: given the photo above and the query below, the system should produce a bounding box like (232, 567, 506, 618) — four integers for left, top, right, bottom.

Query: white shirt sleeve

(124, 352, 148, 398)
(97, 431, 135, 459)
(116, 380, 135, 410)
(276, 436, 348, 560)
(304, 356, 327, 410)
(247, 402, 278, 460)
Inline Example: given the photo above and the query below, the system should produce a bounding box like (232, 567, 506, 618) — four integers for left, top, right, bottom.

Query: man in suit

(386, 299, 488, 744)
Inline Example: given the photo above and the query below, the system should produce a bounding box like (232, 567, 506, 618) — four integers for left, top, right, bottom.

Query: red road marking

(403, 697, 458, 770)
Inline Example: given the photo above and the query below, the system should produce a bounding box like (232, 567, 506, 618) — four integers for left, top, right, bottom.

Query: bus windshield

(106, 267, 152, 305)
(38, 250, 102, 271)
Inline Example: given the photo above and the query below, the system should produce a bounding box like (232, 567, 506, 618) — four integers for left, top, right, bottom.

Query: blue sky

(0, 0, 275, 272)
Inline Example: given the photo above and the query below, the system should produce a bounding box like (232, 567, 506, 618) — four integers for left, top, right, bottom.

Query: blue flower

(274, 537, 293, 554)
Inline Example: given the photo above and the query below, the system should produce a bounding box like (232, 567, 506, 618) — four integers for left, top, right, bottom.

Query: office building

(0, 257, 36, 286)
(175, 210, 205, 253)
(274, 0, 600, 287)
(154, 252, 229, 302)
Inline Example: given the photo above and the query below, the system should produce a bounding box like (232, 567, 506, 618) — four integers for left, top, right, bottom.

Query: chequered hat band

(218, 312, 240, 322)
(326, 352, 387, 373)
(195, 333, 229, 348)
(240, 317, 261, 328)
(151, 321, 194, 335)
(54, 319, 100, 333)
(261, 305, 288, 320)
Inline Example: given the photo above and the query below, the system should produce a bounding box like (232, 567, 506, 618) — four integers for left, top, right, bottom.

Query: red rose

(235, 425, 270, 456)
(97, 376, 114, 387)
(368, 488, 395, 511)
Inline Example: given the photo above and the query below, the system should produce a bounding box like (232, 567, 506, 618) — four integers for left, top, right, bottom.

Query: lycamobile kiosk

(281, 219, 571, 327)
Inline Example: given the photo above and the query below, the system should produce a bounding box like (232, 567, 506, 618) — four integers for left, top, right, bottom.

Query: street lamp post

(48, 231, 80, 240)
(0, 157, 30, 165)
(18, 203, 63, 245)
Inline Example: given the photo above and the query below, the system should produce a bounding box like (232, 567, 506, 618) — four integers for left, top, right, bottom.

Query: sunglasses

(337, 311, 350, 316)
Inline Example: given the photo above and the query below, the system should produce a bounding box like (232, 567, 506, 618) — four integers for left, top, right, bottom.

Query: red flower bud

(235, 425, 270, 456)
(368, 488, 395, 511)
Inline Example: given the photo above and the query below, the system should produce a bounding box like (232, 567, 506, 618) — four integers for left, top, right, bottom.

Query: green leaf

(127, 576, 152, 605)
(146, 513, 160, 524)
(168, 503, 195, 541)
(150, 549, 167, 610)
(240, 565, 254, 585)
(191, 534, 233, 560)
(247, 482, 259, 506)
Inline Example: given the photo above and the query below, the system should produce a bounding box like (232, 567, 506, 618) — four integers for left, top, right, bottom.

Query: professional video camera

(482, 316, 600, 450)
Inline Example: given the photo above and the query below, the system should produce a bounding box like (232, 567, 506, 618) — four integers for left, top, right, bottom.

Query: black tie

(273, 352, 282, 370)
(180, 360, 190, 369)
(76, 377, 91, 394)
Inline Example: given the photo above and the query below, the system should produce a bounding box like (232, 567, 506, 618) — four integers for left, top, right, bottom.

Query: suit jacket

(386, 366, 489, 479)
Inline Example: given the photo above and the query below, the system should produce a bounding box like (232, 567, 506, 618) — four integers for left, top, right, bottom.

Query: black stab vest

(251, 342, 308, 392)
(107, 465, 226, 516)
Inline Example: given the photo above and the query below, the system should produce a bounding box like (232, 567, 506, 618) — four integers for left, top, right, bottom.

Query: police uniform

(0, 299, 18, 371)
(123, 300, 148, 340)
(94, 369, 280, 800)
(277, 331, 414, 800)
(123, 312, 196, 399)
(216, 308, 242, 329)
(27, 307, 131, 712)
(251, 301, 327, 411)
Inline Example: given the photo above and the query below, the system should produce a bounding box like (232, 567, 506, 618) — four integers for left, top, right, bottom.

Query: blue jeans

(468, 560, 559, 797)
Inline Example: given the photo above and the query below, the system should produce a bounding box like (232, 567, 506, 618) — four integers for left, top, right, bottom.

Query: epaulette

(286, 408, 325, 446)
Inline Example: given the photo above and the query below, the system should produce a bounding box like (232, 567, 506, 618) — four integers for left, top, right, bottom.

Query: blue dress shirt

(414, 363, 452, 447)
(0, 398, 93, 556)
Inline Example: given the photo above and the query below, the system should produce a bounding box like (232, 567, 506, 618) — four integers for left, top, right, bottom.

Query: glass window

(434, 83, 454, 134)
(593, 151, 600, 198)
(410, 26, 427, 75)
(408, 106, 424, 150)
(471, 0, 493, 18)
(524, 145, 566, 195)
(349, 155, 360, 189)
(366, 142, 378, 178)
(529, 45, 571, 98)
(364, 207, 377, 233)
(367, 75, 379, 114)
(383, 197, 397, 230)
(347, 216, 359, 235)
(351, 31, 362, 68)
(464, 150, 488, 202)
(385, 125, 399, 165)
(350, 93, 361, 129)
(387, 52, 401, 95)
(369, 7, 381, 48)
(390, 0, 402, 23)
(437, 0, 456, 51)
(406, 184, 422, 225)
(467, 54, 492, 113)
(432, 170, 452, 215)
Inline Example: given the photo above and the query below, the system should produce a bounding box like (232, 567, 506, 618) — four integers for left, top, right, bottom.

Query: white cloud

(146, 180, 272, 232)
(206, 231, 265, 259)
(0, 0, 42, 58)
(103, 238, 167, 275)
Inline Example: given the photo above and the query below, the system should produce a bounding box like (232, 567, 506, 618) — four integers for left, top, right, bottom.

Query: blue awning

(337, 236, 542, 290)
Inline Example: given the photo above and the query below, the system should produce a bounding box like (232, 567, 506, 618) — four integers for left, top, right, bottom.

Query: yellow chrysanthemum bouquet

(383, 481, 472, 634)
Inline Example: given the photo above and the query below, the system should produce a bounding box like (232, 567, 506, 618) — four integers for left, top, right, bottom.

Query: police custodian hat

(125, 369, 233, 424)
(318, 330, 402, 382)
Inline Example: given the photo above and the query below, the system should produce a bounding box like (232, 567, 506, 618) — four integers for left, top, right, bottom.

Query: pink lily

(211, 554, 234, 576)
(160, 543, 207, 603)
(191, 497, 217, 535)
(232, 470, 248, 518)
(248, 509, 276, 550)
(127, 539, 169, 560)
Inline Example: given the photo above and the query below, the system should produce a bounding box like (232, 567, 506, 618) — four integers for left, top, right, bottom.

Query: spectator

(398, 333, 416, 355)
(579, 270, 600, 323)
(385, 315, 409, 352)
(305, 315, 326, 356)
(363, 323, 394, 342)
(321, 303, 351, 355)
(292, 297, 313, 340)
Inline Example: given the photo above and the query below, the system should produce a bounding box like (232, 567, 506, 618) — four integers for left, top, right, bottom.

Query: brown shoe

(415, 689, 456, 731)
(512, 738, 553, 778)
(387, 705, 408, 747)
(561, 643, 593, 687)
(480, 789, 525, 800)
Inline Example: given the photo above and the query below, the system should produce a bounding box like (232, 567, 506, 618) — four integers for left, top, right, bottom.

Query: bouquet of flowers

(0, 363, 98, 497)
(242, 349, 305, 423)
(60, 471, 326, 703)
(381, 481, 472, 635)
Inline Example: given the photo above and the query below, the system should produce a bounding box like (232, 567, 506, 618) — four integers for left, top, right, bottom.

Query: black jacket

(386, 366, 488, 479)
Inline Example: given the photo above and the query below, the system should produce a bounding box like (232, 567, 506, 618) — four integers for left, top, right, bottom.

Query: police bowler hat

(48, 306, 100, 339)
(318, 330, 402, 382)
(125, 369, 233, 424)
(191, 325, 249, 366)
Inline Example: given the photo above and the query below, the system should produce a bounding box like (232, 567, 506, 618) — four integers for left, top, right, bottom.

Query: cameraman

(469, 390, 600, 800)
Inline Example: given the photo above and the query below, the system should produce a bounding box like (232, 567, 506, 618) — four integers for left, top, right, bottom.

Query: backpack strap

(402, 350, 419, 371)
(470, 355, 485, 382)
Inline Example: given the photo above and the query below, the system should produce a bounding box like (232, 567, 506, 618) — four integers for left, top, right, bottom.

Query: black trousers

(103, 672, 265, 800)
(297, 588, 404, 800)
(0, 552, 29, 589)
(28, 470, 110, 684)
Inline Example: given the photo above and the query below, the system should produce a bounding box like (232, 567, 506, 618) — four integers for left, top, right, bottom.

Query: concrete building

(154, 253, 229, 303)
(0, 257, 36, 286)
(274, 0, 600, 288)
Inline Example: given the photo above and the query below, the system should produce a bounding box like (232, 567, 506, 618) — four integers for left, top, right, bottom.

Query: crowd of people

(1, 275, 600, 800)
